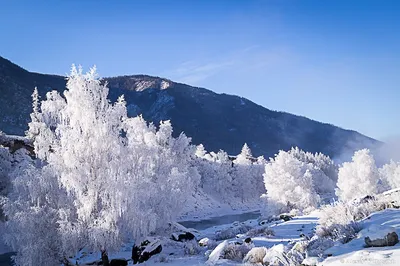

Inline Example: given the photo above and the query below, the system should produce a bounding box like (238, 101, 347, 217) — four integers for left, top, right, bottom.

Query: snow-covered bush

(246, 226, 275, 238)
(243, 247, 268, 265)
(316, 197, 387, 243)
(262, 150, 321, 216)
(316, 201, 360, 243)
(223, 242, 251, 261)
(183, 240, 202, 255)
(306, 236, 334, 257)
(3, 67, 200, 265)
(215, 224, 252, 241)
(336, 149, 380, 202)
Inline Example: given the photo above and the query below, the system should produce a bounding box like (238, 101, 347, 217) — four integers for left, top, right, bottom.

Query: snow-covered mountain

(0, 56, 378, 157)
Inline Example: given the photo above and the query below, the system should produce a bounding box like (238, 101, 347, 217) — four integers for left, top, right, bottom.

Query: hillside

(0, 56, 378, 157)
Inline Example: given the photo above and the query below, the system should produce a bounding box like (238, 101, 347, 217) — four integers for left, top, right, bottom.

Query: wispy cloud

(166, 60, 235, 85)
(164, 45, 295, 86)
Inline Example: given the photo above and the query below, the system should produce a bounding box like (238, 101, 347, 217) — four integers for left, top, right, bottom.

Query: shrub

(243, 247, 268, 264)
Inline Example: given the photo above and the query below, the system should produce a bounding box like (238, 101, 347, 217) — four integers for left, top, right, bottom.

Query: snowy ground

(67, 211, 320, 265)
(2, 207, 400, 265)
(322, 209, 400, 266)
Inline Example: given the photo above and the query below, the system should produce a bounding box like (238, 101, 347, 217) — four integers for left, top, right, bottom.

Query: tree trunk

(101, 249, 110, 266)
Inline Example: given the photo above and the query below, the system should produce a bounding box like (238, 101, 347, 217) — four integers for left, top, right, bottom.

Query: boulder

(358, 195, 376, 204)
(279, 214, 292, 222)
(365, 231, 399, 247)
(244, 237, 252, 244)
(132, 238, 162, 264)
(362, 224, 399, 247)
(171, 232, 195, 242)
(199, 237, 211, 247)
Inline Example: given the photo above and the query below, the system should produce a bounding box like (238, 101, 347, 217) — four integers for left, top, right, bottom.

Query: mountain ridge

(0, 55, 379, 157)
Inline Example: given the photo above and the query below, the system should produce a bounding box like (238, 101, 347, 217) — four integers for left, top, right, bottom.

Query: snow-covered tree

(379, 160, 400, 190)
(336, 149, 379, 202)
(232, 144, 254, 202)
(0, 146, 12, 197)
(196, 147, 234, 202)
(3, 66, 199, 265)
(263, 150, 320, 216)
(289, 147, 337, 195)
(2, 160, 69, 266)
(232, 144, 265, 202)
(289, 147, 338, 182)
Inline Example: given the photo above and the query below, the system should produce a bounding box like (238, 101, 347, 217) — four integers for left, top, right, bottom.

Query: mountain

(0, 56, 378, 158)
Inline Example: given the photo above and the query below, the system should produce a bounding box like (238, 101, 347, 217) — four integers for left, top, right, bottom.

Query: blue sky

(1, 0, 399, 140)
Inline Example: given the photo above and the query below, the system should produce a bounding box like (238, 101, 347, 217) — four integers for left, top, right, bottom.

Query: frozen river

(179, 210, 261, 230)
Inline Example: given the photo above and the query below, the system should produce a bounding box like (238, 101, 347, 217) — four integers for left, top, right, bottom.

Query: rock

(362, 224, 399, 247)
(279, 214, 292, 222)
(110, 259, 128, 266)
(365, 231, 399, 247)
(244, 237, 252, 244)
(169, 222, 197, 242)
(132, 238, 162, 264)
(171, 232, 195, 242)
(258, 216, 279, 226)
(199, 237, 211, 247)
(358, 195, 376, 204)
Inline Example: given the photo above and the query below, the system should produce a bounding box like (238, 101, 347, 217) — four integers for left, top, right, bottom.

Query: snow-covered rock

(199, 237, 214, 247)
(131, 238, 162, 264)
(171, 232, 195, 242)
(206, 240, 228, 264)
(362, 224, 399, 247)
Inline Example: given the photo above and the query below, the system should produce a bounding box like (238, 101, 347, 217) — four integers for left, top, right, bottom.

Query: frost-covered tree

(336, 149, 379, 202)
(379, 160, 400, 190)
(0, 146, 12, 197)
(2, 159, 69, 266)
(0, 145, 12, 222)
(289, 147, 337, 195)
(289, 147, 338, 182)
(232, 144, 265, 202)
(195, 143, 265, 204)
(263, 150, 320, 216)
(196, 147, 234, 202)
(3, 66, 199, 265)
(232, 144, 254, 202)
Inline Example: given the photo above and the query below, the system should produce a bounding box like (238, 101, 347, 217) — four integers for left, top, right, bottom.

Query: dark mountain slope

(0, 56, 378, 157)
